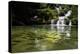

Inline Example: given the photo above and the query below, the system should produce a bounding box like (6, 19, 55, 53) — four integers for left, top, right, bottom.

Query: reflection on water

(57, 25, 71, 38)
(33, 24, 72, 50)
(12, 25, 77, 52)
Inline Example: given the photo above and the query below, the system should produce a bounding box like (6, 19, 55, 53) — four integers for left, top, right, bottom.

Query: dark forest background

(9, 1, 78, 26)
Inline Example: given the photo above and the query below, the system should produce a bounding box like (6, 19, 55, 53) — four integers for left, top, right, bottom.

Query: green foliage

(11, 2, 78, 25)
(70, 5, 78, 25)
(37, 4, 58, 23)
(37, 4, 78, 25)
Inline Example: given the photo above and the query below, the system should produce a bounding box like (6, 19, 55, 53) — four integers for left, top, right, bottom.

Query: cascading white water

(56, 9, 72, 38)
(55, 6, 62, 14)
(55, 7, 60, 14)
(69, 20, 72, 26)
(57, 16, 65, 26)
(57, 16, 65, 33)
(56, 10, 72, 26)
(65, 10, 72, 17)
(50, 5, 72, 38)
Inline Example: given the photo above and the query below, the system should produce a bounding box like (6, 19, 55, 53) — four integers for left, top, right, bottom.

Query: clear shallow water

(11, 25, 78, 52)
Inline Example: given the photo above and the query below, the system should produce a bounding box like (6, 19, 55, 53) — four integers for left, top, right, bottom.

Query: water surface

(11, 25, 78, 52)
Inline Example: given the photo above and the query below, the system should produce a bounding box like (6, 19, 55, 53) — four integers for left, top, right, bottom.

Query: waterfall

(56, 20, 60, 26)
(56, 7, 60, 14)
(69, 20, 72, 26)
(55, 6, 72, 39)
(57, 16, 65, 26)
(65, 10, 72, 17)
(56, 15, 72, 34)
(56, 10, 72, 27)
(55, 6, 61, 14)
(57, 17, 65, 33)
